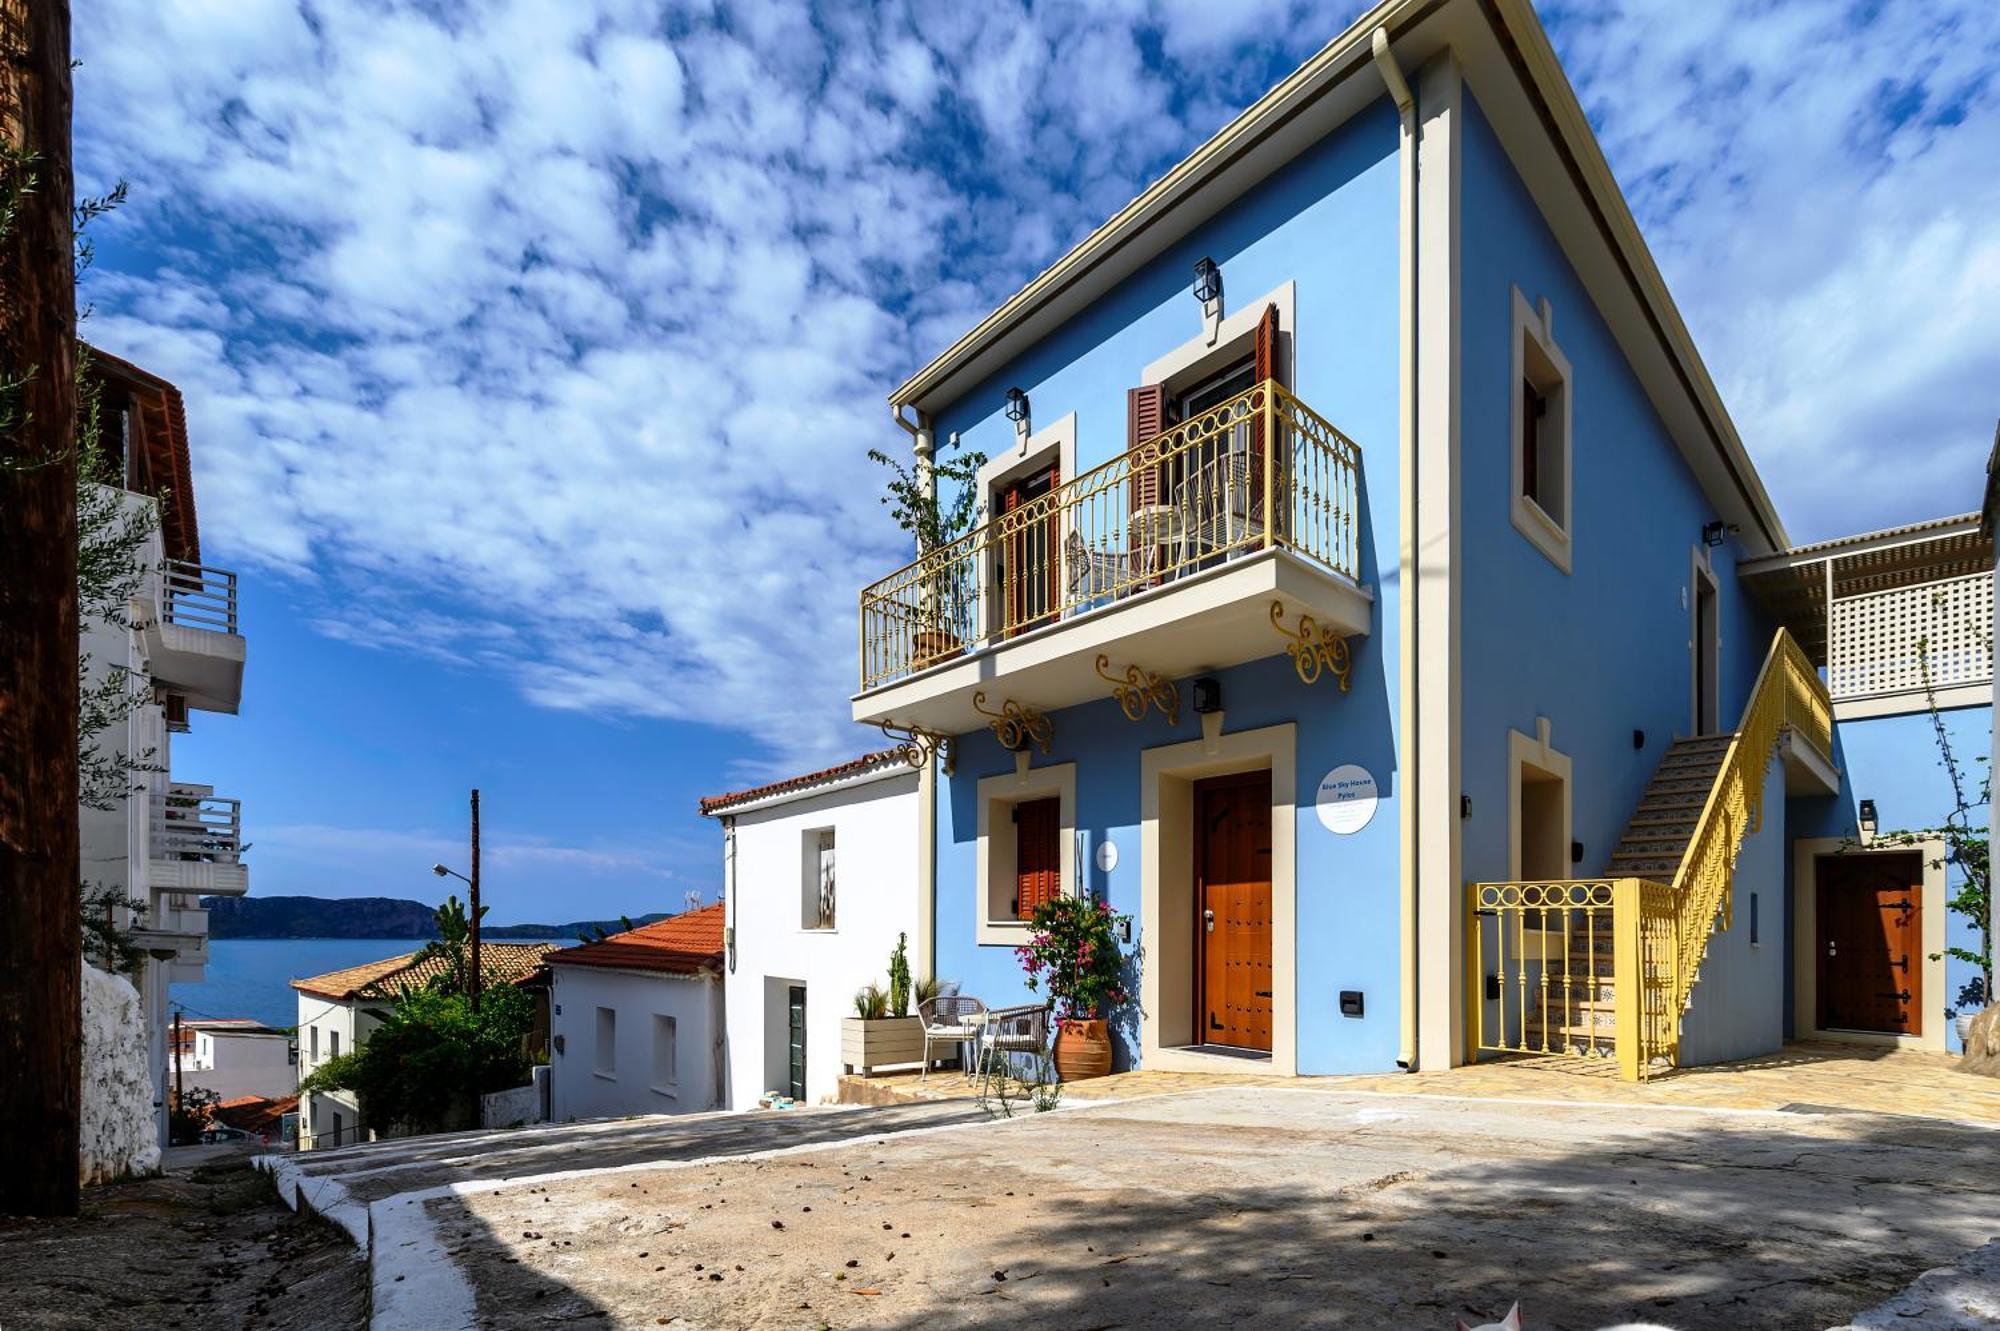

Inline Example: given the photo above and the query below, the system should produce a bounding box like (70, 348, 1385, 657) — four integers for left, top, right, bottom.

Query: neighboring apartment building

(173, 1017, 296, 1101)
(291, 943, 557, 1149)
(77, 349, 250, 1145)
(700, 753, 923, 1109)
(849, 0, 1992, 1082)
(544, 905, 727, 1121)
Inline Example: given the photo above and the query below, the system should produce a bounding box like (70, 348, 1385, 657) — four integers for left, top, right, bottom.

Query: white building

(292, 942, 557, 1149)
(700, 753, 923, 1110)
(77, 349, 249, 1148)
(173, 1018, 296, 1101)
(545, 905, 726, 1122)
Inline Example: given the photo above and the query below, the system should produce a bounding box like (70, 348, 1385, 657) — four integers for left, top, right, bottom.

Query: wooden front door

(1195, 771, 1273, 1052)
(1816, 853, 1923, 1036)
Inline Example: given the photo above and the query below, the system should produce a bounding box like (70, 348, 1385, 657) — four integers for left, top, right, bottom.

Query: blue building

(849, 0, 1993, 1080)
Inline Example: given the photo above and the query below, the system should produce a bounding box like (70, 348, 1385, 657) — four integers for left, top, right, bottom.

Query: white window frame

(650, 1013, 678, 1098)
(593, 1006, 617, 1079)
(974, 760, 1078, 946)
(800, 825, 837, 932)
(1509, 286, 1573, 574)
(1507, 720, 1572, 881)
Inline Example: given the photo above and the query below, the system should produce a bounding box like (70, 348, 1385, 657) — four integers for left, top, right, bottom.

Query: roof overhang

(1738, 513, 1993, 663)
(887, 0, 1788, 554)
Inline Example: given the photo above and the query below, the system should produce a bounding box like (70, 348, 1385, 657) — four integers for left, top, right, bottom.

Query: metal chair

(917, 994, 987, 1082)
(975, 1003, 1050, 1101)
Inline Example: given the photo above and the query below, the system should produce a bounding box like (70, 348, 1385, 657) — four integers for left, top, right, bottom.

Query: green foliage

(914, 973, 941, 1009)
(1015, 896, 1131, 1022)
(852, 982, 888, 1021)
(80, 883, 148, 975)
(865, 432, 987, 553)
(169, 1086, 223, 1146)
(303, 985, 533, 1134)
(887, 932, 912, 1018)
(410, 894, 490, 997)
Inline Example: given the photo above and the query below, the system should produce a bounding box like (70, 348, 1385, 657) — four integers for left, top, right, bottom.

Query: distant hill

(200, 894, 674, 940)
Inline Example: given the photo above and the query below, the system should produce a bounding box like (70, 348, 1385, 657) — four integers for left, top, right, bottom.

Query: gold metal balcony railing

(858, 378, 1361, 691)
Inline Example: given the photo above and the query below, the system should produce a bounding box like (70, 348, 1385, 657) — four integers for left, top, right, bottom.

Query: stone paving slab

(426, 1085, 2000, 1331)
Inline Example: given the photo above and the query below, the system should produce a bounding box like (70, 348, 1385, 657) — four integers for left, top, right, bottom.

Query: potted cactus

(839, 934, 932, 1077)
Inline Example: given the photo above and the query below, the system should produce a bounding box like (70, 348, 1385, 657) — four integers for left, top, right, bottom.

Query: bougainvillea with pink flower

(1015, 895, 1130, 1021)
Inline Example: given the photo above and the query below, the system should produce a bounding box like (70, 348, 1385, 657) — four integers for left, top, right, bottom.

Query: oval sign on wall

(1095, 839, 1119, 874)
(1315, 764, 1379, 835)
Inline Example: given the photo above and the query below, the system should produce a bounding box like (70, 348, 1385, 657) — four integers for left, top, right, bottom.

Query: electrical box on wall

(1339, 990, 1364, 1018)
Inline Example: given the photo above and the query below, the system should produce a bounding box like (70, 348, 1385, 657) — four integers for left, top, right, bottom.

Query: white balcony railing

(150, 785, 244, 864)
(1827, 571, 1993, 703)
(162, 559, 239, 636)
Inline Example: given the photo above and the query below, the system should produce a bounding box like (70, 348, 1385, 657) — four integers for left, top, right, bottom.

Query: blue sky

(70, 1, 2000, 924)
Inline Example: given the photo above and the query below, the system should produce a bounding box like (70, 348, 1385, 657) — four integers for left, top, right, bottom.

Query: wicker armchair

(917, 995, 987, 1082)
(975, 1003, 1050, 1100)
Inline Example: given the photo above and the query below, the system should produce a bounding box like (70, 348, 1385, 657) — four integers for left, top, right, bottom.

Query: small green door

(787, 986, 807, 1102)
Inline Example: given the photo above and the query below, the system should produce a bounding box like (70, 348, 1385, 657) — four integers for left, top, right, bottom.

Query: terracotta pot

(1053, 1018, 1112, 1082)
(912, 628, 961, 671)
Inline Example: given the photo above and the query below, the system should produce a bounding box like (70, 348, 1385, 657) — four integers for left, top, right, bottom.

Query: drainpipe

(722, 815, 737, 974)
(890, 403, 940, 982)
(1372, 26, 1421, 1071)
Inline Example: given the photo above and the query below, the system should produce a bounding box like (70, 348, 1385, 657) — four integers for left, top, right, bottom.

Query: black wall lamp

(1192, 255, 1223, 305)
(1192, 677, 1223, 714)
(1004, 386, 1029, 423)
(1701, 519, 1737, 548)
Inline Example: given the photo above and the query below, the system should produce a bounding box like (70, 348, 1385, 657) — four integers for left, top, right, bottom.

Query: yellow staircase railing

(1468, 629, 1831, 1079)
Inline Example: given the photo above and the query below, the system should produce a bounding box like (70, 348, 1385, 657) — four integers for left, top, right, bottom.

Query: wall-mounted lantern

(1701, 520, 1727, 548)
(1858, 798, 1878, 844)
(1004, 385, 1030, 443)
(1192, 255, 1224, 344)
(1192, 677, 1223, 714)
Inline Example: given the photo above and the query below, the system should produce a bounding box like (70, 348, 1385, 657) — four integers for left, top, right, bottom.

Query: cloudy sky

(72, 0, 2000, 922)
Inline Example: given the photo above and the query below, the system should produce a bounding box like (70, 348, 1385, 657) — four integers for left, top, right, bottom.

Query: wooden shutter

(1014, 797, 1061, 920)
(1251, 303, 1282, 535)
(1127, 384, 1167, 509)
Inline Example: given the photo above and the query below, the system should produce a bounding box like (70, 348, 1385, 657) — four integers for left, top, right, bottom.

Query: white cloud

(70, 0, 2000, 781)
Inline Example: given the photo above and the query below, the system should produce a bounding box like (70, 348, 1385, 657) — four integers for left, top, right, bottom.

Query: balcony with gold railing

(853, 379, 1370, 732)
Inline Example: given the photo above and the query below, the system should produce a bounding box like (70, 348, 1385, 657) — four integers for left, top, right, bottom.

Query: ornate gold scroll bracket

(878, 721, 954, 776)
(1269, 599, 1353, 692)
(1094, 653, 1180, 726)
(971, 691, 1053, 754)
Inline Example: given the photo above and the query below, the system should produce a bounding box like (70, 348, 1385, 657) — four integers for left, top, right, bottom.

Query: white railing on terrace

(162, 559, 240, 635)
(1827, 571, 1993, 701)
(150, 784, 244, 864)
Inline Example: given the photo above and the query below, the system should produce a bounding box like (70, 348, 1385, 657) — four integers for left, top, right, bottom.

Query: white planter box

(841, 1015, 925, 1076)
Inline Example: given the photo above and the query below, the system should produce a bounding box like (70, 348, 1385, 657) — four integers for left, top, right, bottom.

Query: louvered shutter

(1251, 303, 1284, 538)
(1127, 384, 1167, 508)
(1014, 797, 1060, 920)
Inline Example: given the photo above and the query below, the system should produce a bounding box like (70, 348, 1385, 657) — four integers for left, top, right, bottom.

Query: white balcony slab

(142, 610, 246, 714)
(853, 547, 1371, 733)
(150, 857, 249, 897)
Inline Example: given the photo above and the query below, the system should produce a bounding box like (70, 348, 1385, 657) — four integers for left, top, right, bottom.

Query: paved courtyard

(304, 1084, 2000, 1331)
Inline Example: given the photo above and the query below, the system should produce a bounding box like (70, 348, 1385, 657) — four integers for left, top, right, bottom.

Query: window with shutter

(1013, 797, 1061, 920)
(997, 464, 1060, 636)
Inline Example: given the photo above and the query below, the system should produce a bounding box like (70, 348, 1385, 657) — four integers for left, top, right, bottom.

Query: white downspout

(889, 403, 940, 982)
(1372, 26, 1421, 1071)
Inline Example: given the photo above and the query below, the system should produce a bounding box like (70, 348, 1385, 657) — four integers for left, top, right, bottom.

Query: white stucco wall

(547, 965, 723, 1121)
(295, 990, 382, 1147)
(180, 1029, 297, 1101)
(720, 769, 922, 1110)
(80, 962, 161, 1184)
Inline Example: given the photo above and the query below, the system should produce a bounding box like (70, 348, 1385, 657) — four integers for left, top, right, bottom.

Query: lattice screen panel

(1827, 571, 1993, 700)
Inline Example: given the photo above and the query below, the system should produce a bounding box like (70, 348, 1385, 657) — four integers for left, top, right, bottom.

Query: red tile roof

(542, 903, 725, 976)
(698, 750, 908, 815)
(291, 942, 560, 1001)
(210, 1094, 297, 1136)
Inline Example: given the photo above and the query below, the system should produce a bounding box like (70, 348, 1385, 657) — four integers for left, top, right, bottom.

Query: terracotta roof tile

(210, 1094, 298, 1135)
(543, 903, 725, 976)
(698, 751, 908, 815)
(291, 942, 560, 1001)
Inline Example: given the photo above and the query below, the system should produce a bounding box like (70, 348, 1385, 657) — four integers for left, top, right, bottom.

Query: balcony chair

(917, 994, 987, 1082)
(1173, 447, 1263, 566)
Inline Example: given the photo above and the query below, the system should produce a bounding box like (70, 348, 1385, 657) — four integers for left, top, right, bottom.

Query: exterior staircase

(1520, 736, 1733, 1058)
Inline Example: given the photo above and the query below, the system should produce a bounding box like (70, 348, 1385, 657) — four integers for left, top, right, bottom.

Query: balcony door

(997, 463, 1060, 637)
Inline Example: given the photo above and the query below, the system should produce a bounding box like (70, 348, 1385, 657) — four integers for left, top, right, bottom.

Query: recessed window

(651, 1014, 678, 1095)
(594, 1006, 617, 1078)
(310, 1026, 319, 1063)
(328, 1030, 340, 1059)
(975, 764, 1077, 944)
(801, 827, 836, 930)
(1510, 288, 1572, 573)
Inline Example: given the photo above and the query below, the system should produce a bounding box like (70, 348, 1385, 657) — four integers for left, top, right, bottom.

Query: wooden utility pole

(0, 0, 81, 1218)
(469, 788, 482, 1012)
